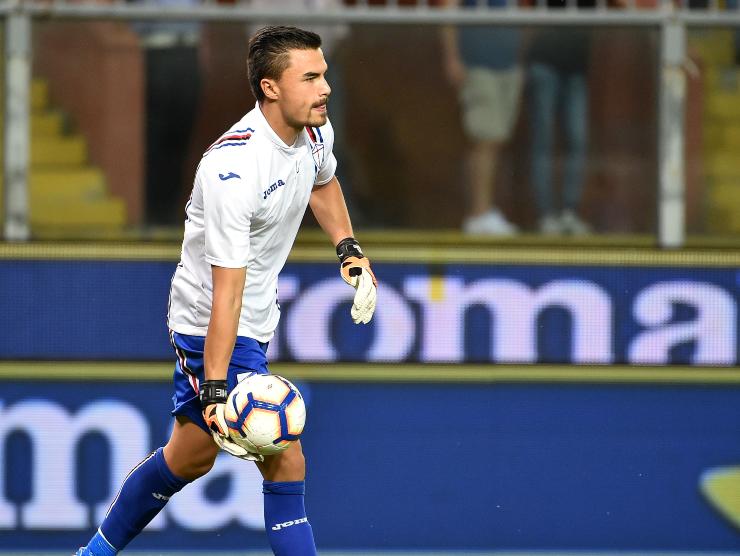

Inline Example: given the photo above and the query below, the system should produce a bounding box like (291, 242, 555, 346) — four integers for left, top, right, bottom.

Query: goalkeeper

(75, 25, 377, 556)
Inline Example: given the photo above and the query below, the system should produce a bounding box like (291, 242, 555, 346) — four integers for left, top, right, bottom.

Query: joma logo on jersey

(263, 179, 285, 200)
(271, 517, 308, 531)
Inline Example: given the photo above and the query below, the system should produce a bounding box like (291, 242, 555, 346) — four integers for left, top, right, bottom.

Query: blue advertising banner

(0, 377, 738, 551)
(0, 260, 737, 365)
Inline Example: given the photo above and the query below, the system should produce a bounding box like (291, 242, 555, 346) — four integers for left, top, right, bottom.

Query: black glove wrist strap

(336, 237, 365, 263)
(200, 380, 228, 410)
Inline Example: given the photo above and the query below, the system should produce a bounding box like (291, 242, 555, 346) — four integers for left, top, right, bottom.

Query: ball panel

(254, 378, 291, 405)
(224, 391, 249, 422)
(284, 397, 306, 436)
(224, 374, 306, 455)
(244, 408, 282, 448)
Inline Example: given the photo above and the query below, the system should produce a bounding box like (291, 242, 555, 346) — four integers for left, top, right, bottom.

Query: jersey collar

(254, 102, 305, 152)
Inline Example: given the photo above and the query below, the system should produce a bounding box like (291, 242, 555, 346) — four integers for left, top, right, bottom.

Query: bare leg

(256, 440, 306, 482)
(78, 416, 213, 555)
(163, 416, 220, 480)
(467, 140, 501, 218)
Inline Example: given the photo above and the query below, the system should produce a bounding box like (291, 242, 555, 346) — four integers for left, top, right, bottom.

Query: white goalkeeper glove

(201, 381, 263, 462)
(336, 237, 378, 324)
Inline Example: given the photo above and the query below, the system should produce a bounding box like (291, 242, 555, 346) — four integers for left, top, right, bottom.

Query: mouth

(312, 102, 327, 113)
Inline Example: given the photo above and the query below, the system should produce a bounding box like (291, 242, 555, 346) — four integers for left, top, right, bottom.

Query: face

(265, 48, 331, 130)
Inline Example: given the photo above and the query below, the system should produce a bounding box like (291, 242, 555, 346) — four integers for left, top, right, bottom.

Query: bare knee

(258, 442, 306, 482)
(163, 417, 220, 481)
(164, 441, 218, 480)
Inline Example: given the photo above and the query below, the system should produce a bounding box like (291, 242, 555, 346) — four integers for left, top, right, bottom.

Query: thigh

(561, 72, 588, 148)
(499, 67, 524, 139)
(169, 332, 270, 435)
(529, 63, 560, 126)
(460, 67, 518, 143)
(164, 415, 219, 480)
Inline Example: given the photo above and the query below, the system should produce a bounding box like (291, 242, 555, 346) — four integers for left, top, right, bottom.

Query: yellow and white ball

(224, 374, 306, 455)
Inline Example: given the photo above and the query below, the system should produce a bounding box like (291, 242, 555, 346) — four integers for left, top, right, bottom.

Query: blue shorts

(169, 330, 270, 434)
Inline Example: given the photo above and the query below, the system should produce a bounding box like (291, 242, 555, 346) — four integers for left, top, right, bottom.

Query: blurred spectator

(441, 0, 523, 236)
(527, 0, 593, 235)
(245, 0, 367, 223)
(132, 0, 202, 226)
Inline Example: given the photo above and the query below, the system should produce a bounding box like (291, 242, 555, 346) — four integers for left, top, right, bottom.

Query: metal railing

(2, 0, 736, 245)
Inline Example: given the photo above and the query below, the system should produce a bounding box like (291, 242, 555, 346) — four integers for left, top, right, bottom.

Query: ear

(261, 78, 279, 101)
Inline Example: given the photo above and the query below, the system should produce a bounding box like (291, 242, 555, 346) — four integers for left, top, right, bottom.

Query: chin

(307, 113, 328, 128)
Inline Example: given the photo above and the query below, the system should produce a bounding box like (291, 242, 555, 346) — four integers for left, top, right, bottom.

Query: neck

(259, 101, 300, 146)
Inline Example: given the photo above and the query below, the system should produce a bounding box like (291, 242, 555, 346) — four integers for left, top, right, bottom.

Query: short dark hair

(247, 25, 322, 103)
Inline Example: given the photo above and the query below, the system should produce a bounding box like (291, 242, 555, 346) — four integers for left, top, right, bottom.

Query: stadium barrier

(3, 1, 740, 245)
(1, 244, 737, 365)
(0, 244, 738, 551)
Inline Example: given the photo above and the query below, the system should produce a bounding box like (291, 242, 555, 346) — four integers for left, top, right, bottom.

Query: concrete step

(705, 153, 740, 178)
(0, 79, 55, 113)
(0, 168, 107, 202)
(31, 79, 50, 112)
(705, 92, 740, 120)
(0, 112, 65, 137)
(30, 168, 107, 202)
(31, 111, 65, 136)
(705, 66, 740, 95)
(690, 30, 735, 65)
(30, 197, 127, 228)
(30, 136, 87, 166)
(703, 125, 740, 151)
(709, 180, 740, 209)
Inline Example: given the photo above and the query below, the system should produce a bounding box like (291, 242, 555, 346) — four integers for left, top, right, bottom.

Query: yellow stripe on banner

(0, 240, 739, 267)
(1, 362, 740, 384)
(429, 275, 445, 301)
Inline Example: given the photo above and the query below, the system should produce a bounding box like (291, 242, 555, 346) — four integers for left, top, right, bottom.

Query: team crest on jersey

(311, 143, 325, 169)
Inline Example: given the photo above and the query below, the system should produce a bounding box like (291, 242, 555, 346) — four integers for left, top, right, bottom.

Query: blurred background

(0, 0, 739, 554)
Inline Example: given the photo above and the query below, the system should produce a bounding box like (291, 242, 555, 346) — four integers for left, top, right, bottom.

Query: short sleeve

(200, 160, 256, 268)
(313, 119, 337, 186)
(315, 152, 337, 186)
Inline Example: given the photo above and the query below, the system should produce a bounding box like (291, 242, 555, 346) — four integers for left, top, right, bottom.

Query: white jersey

(167, 102, 336, 341)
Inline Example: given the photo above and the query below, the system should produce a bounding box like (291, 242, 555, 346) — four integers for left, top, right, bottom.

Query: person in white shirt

(75, 26, 376, 556)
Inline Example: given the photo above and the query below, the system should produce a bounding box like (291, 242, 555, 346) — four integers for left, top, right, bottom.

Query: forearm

(204, 267, 245, 381)
(309, 175, 354, 246)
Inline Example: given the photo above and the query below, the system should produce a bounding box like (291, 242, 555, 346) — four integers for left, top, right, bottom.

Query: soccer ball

(223, 374, 306, 455)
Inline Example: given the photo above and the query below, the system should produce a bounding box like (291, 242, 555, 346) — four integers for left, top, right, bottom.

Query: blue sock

(263, 480, 317, 556)
(85, 447, 189, 554)
(84, 529, 116, 556)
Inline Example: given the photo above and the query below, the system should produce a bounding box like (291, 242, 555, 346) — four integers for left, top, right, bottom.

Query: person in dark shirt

(132, 0, 202, 227)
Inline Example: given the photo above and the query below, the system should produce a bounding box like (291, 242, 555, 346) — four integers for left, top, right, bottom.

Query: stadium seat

(693, 30, 740, 233)
(0, 77, 128, 237)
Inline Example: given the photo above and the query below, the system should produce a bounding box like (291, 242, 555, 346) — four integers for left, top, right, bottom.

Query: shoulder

(202, 111, 264, 159)
(203, 128, 256, 160)
(197, 143, 259, 191)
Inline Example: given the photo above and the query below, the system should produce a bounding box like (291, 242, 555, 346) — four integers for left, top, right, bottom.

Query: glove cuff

(200, 380, 228, 410)
(336, 237, 365, 262)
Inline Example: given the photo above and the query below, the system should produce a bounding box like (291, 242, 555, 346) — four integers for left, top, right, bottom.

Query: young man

(441, 0, 523, 236)
(75, 25, 377, 556)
